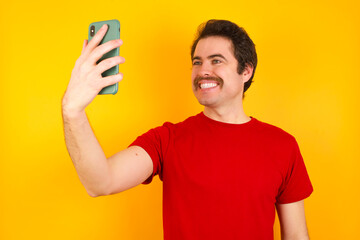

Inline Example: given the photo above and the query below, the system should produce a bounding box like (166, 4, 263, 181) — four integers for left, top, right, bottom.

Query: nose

(198, 61, 212, 76)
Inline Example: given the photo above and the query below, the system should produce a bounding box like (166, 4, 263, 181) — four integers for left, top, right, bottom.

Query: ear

(241, 64, 254, 83)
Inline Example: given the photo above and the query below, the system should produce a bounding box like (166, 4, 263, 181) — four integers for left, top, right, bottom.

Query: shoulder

(252, 118, 297, 147)
(160, 113, 202, 130)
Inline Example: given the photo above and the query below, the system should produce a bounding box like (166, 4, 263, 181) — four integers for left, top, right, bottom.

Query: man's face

(191, 36, 250, 109)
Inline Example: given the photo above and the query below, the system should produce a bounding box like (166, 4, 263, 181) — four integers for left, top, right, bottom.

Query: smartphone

(88, 19, 120, 95)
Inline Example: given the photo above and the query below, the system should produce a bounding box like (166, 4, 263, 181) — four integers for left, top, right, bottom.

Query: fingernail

(101, 24, 107, 29)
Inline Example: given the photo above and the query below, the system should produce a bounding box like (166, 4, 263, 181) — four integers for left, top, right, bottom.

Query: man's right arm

(62, 24, 153, 197)
(62, 109, 153, 197)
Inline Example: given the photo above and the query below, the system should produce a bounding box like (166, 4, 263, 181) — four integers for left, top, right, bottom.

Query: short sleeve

(128, 123, 171, 184)
(276, 138, 313, 204)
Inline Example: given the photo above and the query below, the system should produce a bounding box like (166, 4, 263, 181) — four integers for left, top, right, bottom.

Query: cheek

(213, 67, 228, 78)
(191, 68, 197, 79)
(191, 70, 198, 86)
(223, 72, 243, 88)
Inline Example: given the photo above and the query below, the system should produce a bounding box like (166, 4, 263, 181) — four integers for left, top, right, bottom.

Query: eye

(192, 61, 202, 66)
(212, 59, 221, 64)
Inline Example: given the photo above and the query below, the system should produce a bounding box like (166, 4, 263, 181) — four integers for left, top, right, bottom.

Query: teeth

(200, 83, 217, 89)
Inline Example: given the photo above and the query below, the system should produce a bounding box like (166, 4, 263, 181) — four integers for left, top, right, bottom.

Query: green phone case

(88, 19, 120, 95)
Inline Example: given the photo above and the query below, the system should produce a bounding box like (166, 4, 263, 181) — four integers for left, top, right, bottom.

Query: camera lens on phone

(90, 25, 95, 37)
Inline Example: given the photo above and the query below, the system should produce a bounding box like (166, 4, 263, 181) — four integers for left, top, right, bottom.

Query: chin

(196, 98, 217, 107)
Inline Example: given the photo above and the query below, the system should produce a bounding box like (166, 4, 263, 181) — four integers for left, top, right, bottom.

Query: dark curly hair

(191, 20, 257, 95)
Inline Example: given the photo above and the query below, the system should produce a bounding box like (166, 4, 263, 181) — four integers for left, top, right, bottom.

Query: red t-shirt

(130, 113, 313, 240)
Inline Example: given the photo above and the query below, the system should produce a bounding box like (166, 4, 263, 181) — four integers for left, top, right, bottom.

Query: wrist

(62, 102, 86, 120)
(61, 93, 82, 114)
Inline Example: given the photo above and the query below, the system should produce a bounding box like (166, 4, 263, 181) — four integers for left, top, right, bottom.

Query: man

(62, 20, 313, 239)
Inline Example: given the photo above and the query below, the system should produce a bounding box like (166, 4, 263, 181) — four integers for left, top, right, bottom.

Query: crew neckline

(199, 112, 257, 128)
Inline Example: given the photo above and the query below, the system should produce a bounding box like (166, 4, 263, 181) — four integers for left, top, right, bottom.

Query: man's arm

(62, 110, 153, 197)
(276, 200, 310, 240)
(62, 23, 153, 197)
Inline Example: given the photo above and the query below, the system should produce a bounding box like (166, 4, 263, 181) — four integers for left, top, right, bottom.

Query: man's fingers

(92, 56, 125, 76)
(88, 39, 123, 65)
(102, 73, 124, 87)
(82, 24, 108, 57)
(81, 39, 88, 54)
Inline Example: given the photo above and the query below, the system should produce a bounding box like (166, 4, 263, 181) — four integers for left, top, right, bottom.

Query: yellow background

(1, 0, 359, 239)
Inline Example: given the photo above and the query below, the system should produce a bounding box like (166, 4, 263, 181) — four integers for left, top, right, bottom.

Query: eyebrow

(192, 54, 227, 62)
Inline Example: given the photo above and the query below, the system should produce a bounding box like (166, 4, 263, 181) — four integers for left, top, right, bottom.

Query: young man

(62, 20, 313, 240)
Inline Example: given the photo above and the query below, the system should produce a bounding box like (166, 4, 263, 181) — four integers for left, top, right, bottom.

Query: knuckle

(105, 58, 115, 66)
(98, 59, 110, 68)
(104, 40, 120, 51)
(87, 76, 101, 91)
(91, 47, 102, 58)
(112, 39, 121, 46)
(102, 57, 120, 68)
(92, 40, 119, 60)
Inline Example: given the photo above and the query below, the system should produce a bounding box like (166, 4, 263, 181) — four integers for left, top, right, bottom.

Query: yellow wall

(1, 0, 359, 239)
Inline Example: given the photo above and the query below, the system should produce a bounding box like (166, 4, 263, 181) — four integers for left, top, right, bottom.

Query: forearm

(62, 106, 111, 197)
(62, 27, 124, 196)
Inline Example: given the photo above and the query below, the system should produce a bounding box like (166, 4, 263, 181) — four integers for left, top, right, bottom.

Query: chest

(162, 130, 284, 203)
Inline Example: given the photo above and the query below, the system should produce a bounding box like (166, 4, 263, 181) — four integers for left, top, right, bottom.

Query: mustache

(194, 75, 224, 89)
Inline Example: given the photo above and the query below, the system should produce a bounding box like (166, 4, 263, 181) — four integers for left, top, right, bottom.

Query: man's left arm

(276, 200, 310, 240)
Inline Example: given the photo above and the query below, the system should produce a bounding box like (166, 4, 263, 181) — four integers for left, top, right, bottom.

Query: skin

(276, 200, 310, 240)
(191, 36, 253, 124)
(63, 24, 125, 115)
(192, 36, 310, 239)
(62, 27, 310, 239)
(62, 24, 153, 196)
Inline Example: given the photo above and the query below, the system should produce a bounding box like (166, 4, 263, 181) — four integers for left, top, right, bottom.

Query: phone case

(88, 19, 120, 95)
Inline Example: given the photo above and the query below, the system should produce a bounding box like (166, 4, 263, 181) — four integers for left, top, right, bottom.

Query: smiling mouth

(194, 76, 224, 90)
(199, 82, 219, 89)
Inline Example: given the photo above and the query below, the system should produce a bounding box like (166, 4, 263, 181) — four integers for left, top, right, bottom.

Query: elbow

(87, 191, 101, 198)
(85, 187, 111, 198)
(83, 179, 114, 198)
(87, 189, 122, 198)
(83, 179, 126, 197)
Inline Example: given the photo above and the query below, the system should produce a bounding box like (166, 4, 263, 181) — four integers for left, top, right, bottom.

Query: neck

(203, 105, 251, 124)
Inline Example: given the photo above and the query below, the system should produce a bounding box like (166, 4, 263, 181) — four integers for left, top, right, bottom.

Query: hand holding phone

(62, 20, 124, 115)
(88, 20, 121, 95)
